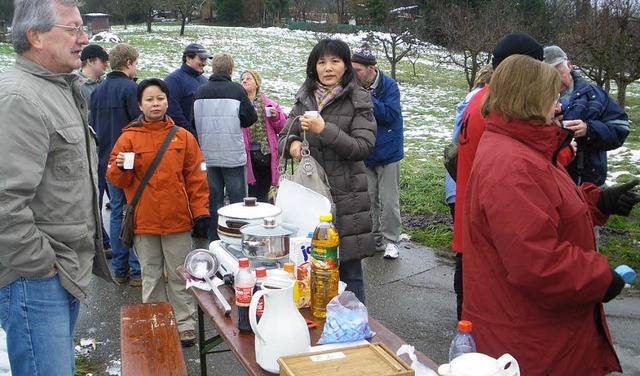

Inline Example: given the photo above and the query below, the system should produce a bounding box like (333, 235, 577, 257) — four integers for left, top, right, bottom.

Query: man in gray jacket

(0, 0, 111, 374)
(193, 53, 257, 241)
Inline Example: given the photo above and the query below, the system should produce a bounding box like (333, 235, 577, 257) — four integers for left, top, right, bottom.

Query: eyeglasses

(54, 24, 88, 38)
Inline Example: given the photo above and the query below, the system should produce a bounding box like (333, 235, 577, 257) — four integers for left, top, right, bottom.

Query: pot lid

(217, 197, 281, 219)
(240, 217, 298, 237)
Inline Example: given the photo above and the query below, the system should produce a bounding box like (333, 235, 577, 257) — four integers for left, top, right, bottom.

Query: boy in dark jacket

(90, 43, 142, 286)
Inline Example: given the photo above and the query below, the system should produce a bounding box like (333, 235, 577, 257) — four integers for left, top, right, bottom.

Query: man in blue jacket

(90, 43, 142, 286)
(352, 44, 404, 260)
(164, 43, 211, 138)
(544, 45, 630, 187)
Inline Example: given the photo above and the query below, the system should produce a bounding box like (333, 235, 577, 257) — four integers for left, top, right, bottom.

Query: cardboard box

(278, 343, 415, 376)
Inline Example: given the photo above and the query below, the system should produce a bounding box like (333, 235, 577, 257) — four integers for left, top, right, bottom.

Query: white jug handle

(497, 353, 520, 376)
(437, 363, 453, 376)
(249, 289, 267, 345)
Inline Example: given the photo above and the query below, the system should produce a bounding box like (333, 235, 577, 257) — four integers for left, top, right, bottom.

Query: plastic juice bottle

(448, 320, 477, 361)
(310, 213, 340, 318)
(234, 258, 255, 333)
(254, 266, 267, 322)
(283, 262, 301, 307)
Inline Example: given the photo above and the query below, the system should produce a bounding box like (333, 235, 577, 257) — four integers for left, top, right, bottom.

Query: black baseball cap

(183, 43, 212, 59)
(80, 44, 109, 61)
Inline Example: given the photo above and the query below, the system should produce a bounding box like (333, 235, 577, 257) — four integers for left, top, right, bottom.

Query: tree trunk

(147, 17, 152, 33)
(180, 17, 186, 36)
(615, 79, 626, 109)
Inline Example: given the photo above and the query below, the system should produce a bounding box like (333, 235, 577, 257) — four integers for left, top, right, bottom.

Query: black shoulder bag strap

(128, 126, 178, 207)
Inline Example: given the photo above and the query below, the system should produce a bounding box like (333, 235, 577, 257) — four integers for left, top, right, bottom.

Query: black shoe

(105, 202, 111, 210)
(103, 248, 112, 259)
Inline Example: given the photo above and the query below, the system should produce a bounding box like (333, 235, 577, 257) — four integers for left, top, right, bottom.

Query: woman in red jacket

(462, 55, 638, 375)
(107, 78, 210, 347)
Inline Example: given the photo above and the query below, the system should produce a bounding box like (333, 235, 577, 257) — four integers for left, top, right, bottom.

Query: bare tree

(107, 0, 140, 29)
(563, 0, 640, 108)
(432, 0, 523, 90)
(173, 0, 200, 35)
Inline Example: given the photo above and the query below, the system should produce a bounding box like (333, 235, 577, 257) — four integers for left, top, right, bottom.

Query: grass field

(0, 23, 638, 281)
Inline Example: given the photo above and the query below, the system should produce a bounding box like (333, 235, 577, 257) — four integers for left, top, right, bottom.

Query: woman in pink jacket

(240, 69, 287, 202)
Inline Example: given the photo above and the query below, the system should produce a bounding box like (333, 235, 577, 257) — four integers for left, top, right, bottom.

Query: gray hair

(12, 0, 83, 55)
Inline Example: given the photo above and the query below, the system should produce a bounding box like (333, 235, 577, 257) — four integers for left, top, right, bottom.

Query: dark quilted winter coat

(278, 81, 376, 262)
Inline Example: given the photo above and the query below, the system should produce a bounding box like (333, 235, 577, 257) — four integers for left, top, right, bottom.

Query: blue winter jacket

(563, 71, 630, 186)
(90, 71, 141, 175)
(164, 63, 207, 137)
(364, 70, 404, 167)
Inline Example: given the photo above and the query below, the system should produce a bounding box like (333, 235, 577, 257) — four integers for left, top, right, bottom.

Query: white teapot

(438, 353, 519, 376)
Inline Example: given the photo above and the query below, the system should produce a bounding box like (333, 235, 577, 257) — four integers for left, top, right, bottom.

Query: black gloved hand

(192, 215, 211, 238)
(603, 267, 625, 303)
(597, 179, 640, 216)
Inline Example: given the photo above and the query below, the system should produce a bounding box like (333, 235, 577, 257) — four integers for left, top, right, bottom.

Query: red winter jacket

(106, 116, 209, 235)
(462, 112, 620, 375)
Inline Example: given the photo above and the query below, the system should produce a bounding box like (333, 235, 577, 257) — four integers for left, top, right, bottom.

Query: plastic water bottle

(234, 258, 255, 333)
(448, 320, 477, 362)
(310, 213, 340, 318)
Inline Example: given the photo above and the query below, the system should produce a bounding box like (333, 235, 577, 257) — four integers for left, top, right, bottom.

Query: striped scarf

(315, 82, 343, 111)
(249, 94, 270, 155)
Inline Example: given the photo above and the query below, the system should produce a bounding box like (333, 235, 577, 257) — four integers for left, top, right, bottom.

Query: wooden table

(178, 266, 439, 376)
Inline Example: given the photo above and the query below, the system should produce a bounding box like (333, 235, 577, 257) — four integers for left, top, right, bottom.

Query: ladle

(185, 249, 231, 316)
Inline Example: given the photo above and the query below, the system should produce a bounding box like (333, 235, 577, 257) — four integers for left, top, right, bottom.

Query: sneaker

(383, 243, 399, 259)
(180, 330, 196, 347)
(114, 276, 128, 284)
(129, 278, 142, 287)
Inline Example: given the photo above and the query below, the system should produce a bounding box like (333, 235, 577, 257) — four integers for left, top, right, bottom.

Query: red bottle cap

(255, 267, 267, 278)
(458, 320, 473, 332)
(238, 258, 249, 268)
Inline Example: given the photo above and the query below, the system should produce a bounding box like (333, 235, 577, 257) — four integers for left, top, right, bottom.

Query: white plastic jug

(249, 276, 310, 373)
(438, 353, 519, 376)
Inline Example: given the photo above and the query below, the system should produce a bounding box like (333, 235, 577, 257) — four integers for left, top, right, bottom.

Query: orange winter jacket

(106, 116, 209, 235)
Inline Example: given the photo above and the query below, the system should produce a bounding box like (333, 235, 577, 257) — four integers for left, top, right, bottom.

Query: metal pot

(240, 218, 298, 261)
(217, 197, 281, 246)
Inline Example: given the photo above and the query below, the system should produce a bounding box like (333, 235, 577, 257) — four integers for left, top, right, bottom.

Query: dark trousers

(248, 162, 272, 203)
(449, 203, 463, 321)
(340, 259, 365, 304)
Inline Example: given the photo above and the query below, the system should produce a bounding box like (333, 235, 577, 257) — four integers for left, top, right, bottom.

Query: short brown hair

(211, 53, 234, 75)
(109, 43, 139, 71)
(481, 55, 560, 123)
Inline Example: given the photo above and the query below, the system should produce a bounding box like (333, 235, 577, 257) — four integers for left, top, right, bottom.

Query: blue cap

(615, 265, 637, 284)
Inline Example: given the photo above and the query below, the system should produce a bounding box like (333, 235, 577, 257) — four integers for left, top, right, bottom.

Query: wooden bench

(120, 302, 188, 376)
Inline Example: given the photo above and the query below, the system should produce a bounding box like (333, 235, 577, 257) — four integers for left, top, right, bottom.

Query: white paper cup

(123, 152, 135, 170)
(305, 110, 318, 118)
(265, 107, 273, 117)
(561, 120, 570, 128)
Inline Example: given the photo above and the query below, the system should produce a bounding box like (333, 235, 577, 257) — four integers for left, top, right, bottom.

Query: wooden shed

(201, 1, 213, 21)
(84, 13, 110, 36)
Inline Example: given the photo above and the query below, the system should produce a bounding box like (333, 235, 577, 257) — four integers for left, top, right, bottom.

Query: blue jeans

(0, 274, 80, 375)
(206, 166, 247, 242)
(107, 181, 141, 279)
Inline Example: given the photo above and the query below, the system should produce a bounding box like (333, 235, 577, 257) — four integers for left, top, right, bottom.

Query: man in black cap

(452, 32, 544, 321)
(164, 43, 212, 138)
(351, 43, 404, 261)
(78, 43, 111, 255)
(78, 44, 109, 105)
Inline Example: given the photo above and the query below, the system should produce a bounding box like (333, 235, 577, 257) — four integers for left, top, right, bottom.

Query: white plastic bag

(396, 344, 438, 376)
(318, 291, 375, 344)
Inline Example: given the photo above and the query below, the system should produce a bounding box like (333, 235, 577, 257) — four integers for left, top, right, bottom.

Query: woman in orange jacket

(107, 78, 209, 347)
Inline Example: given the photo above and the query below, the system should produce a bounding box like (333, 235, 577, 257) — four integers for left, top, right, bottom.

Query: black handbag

(119, 126, 178, 248)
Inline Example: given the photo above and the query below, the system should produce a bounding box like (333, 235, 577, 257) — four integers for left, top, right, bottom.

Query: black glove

(596, 179, 640, 216)
(602, 267, 625, 303)
(192, 215, 211, 238)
